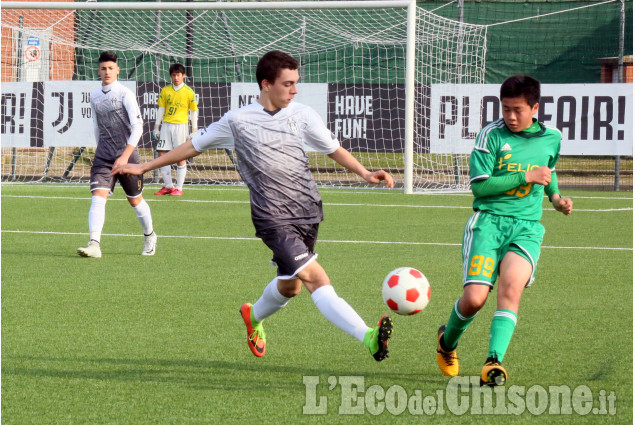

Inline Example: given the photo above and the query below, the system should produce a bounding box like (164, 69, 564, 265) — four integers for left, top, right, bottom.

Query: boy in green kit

(435, 74, 573, 386)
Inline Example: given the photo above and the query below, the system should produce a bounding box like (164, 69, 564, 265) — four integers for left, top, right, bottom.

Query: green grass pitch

(1, 184, 632, 424)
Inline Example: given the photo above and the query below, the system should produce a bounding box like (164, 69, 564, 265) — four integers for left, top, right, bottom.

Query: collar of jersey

(506, 119, 546, 139)
(101, 81, 117, 93)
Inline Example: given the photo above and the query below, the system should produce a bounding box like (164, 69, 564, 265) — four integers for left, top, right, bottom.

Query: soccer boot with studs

(480, 355, 508, 386)
(365, 315, 393, 361)
(142, 232, 157, 256)
(154, 186, 173, 195)
(240, 303, 266, 357)
(436, 324, 459, 376)
(77, 239, 102, 258)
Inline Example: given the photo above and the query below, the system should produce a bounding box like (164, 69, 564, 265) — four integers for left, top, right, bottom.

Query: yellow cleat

(436, 324, 459, 376)
(480, 357, 508, 386)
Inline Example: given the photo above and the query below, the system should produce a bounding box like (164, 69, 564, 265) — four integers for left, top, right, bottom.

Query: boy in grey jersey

(113, 51, 394, 361)
(77, 51, 156, 258)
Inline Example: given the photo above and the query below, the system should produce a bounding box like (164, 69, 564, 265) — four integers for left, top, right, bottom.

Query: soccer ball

(382, 267, 430, 315)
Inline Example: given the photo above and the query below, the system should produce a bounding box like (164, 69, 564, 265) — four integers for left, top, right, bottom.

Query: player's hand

(525, 166, 552, 185)
(552, 195, 573, 215)
(151, 128, 160, 141)
(112, 155, 130, 172)
(186, 131, 196, 143)
(112, 163, 145, 176)
(365, 170, 394, 188)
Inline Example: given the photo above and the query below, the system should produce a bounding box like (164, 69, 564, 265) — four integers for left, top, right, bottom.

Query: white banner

(43, 81, 136, 147)
(230, 82, 328, 123)
(2, 81, 631, 156)
(430, 83, 633, 156)
(1, 82, 33, 148)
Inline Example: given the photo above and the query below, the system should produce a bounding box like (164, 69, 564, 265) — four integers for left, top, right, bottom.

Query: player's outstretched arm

(551, 194, 573, 216)
(327, 147, 394, 188)
(112, 140, 201, 176)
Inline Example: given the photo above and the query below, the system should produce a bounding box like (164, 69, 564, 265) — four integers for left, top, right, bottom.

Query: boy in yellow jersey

(152, 63, 198, 196)
(435, 75, 573, 386)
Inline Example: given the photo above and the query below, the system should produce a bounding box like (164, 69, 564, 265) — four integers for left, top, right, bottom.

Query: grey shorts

(90, 161, 143, 198)
(256, 223, 320, 279)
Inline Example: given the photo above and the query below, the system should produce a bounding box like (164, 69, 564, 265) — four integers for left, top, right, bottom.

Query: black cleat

(369, 315, 393, 361)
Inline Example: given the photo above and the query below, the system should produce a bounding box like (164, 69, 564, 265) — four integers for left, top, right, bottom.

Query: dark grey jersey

(90, 81, 143, 164)
(192, 101, 340, 231)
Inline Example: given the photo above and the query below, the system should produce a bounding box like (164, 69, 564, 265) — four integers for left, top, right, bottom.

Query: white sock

(160, 165, 173, 188)
(88, 195, 107, 242)
(176, 164, 186, 190)
(132, 199, 154, 235)
(311, 285, 369, 343)
(252, 277, 291, 322)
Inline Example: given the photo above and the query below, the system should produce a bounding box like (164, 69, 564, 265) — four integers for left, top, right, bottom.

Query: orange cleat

(240, 303, 266, 357)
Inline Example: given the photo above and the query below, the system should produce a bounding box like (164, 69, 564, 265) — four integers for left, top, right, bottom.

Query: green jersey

(470, 118, 561, 221)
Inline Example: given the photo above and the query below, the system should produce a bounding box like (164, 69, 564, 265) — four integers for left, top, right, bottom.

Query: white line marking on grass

(2, 230, 631, 251)
(2, 194, 632, 212)
(2, 184, 633, 200)
(1, 194, 251, 204)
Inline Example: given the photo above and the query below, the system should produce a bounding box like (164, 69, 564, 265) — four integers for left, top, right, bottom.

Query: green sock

(251, 309, 261, 325)
(488, 309, 517, 361)
(442, 299, 476, 350)
(363, 328, 376, 351)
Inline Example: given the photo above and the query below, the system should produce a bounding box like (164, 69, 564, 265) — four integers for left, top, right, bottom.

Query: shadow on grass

(3, 355, 449, 391)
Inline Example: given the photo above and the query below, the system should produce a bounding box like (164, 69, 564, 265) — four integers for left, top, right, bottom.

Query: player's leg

(155, 152, 174, 195)
(242, 224, 392, 360)
(287, 223, 384, 353)
(436, 284, 489, 376)
(482, 220, 543, 386)
(240, 226, 306, 357)
(121, 172, 156, 256)
(479, 251, 529, 386)
(171, 124, 190, 196)
(78, 164, 113, 258)
(240, 276, 296, 357)
(299, 261, 369, 344)
(488, 251, 530, 360)
(78, 190, 108, 258)
(173, 161, 187, 196)
(437, 211, 498, 375)
(155, 125, 174, 194)
(298, 261, 393, 361)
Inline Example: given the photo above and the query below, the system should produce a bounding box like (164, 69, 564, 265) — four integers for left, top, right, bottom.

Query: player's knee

(460, 292, 487, 315)
(278, 279, 302, 298)
(302, 274, 331, 294)
(498, 284, 524, 305)
(282, 285, 302, 298)
(127, 196, 142, 207)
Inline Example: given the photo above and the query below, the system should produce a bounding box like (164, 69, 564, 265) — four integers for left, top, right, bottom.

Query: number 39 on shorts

(468, 255, 495, 278)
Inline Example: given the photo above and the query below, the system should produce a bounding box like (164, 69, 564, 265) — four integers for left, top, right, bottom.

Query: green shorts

(462, 211, 545, 288)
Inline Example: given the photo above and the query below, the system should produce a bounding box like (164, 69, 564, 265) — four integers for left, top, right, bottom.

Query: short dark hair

(500, 74, 540, 107)
(256, 51, 299, 90)
(169, 63, 186, 75)
(98, 51, 118, 64)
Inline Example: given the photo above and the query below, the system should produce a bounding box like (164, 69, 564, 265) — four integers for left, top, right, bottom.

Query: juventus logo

(51, 91, 73, 134)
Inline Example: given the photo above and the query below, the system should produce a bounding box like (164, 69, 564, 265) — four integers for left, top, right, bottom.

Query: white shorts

(157, 122, 189, 151)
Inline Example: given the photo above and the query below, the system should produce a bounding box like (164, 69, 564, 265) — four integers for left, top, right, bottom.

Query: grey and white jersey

(90, 81, 143, 164)
(192, 101, 340, 231)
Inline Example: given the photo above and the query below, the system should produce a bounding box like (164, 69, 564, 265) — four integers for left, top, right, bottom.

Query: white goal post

(1, 0, 487, 193)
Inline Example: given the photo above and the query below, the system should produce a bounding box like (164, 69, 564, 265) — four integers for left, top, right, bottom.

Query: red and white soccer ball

(382, 267, 431, 315)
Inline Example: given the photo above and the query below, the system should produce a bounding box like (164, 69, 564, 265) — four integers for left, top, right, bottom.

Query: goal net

(1, 1, 487, 192)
